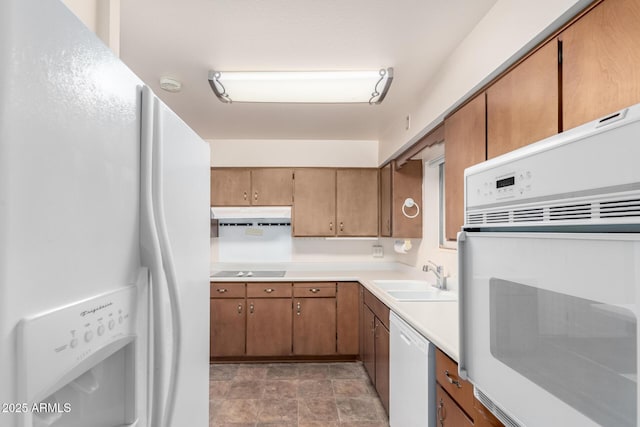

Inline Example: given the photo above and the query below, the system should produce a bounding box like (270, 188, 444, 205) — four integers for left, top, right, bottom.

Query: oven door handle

(457, 230, 468, 381)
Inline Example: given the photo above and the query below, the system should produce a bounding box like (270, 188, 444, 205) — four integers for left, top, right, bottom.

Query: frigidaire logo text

(80, 302, 113, 317)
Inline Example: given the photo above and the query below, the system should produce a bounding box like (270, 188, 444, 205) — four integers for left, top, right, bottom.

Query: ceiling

(120, 0, 497, 141)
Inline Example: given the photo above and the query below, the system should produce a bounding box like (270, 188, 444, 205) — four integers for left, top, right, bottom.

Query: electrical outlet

(372, 245, 384, 258)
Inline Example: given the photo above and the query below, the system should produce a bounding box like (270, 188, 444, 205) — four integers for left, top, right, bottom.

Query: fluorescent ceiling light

(207, 68, 393, 104)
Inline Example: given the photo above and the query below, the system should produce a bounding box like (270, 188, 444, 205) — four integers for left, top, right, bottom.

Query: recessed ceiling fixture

(159, 76, 182, 93)
(207, 68, 393, 104)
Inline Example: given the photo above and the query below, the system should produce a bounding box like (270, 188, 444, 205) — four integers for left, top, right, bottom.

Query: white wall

(379, 0, 591, 163)
(210, 237, 397, 265)
(209, 139, 378, 167)
(61, 0, 121, 56)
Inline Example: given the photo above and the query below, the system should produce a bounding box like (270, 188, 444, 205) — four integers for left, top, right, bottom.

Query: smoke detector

(159, 76, 182, 93)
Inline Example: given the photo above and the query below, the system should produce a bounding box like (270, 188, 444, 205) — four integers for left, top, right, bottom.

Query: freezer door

(459, 232, 639, 427)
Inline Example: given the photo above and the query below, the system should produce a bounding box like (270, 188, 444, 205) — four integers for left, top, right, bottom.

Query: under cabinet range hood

(210, 206, 291, 220)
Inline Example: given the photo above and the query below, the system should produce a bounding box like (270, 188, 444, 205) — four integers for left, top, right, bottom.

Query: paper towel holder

(402, 198, 420, 219)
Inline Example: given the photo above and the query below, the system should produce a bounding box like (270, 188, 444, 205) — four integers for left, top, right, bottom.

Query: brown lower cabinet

(435, 348, 503, 427)
(436, 384, 474, 427)
(293, 283, 336, 355)
(210, 283, 246, 357)
(210, 298, 245, 357)
(361, 286, 390, 414)
(210, 281, 359, 359)
(247, 297, 292, 356)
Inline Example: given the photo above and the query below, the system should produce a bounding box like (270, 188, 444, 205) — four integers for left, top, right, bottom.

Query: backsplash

(215, 221, 292, 263)
(211, 232, 397, 265)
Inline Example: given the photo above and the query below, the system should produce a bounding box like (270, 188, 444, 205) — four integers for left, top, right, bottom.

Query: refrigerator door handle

(457, 231, 468, 381)
(140, 86, 168, 427)
(151, 94, 183, 427)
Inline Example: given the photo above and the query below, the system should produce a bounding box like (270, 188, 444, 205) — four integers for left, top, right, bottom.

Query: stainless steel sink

(373, 280, 432, 292)
(372, 279, 457, 301)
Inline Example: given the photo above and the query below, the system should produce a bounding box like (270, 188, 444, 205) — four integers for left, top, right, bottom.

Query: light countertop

(210, 263, 459, 361)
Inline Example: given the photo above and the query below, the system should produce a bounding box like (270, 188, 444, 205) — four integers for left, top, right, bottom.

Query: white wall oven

(458, 104, 640, 427)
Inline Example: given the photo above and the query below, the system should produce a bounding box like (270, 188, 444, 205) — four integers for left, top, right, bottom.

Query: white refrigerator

(0, 1, 210, 426)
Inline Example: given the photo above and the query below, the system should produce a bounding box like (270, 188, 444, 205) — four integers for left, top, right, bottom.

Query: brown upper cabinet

(293, 168, 378, 237)
(390, 160, 423, 238)
(210, 168, 293, 206)
(444, 94, 487, 241)
(487, 39, 560, 159)
(293, 168, 336, 236)
(380, 160, 423, 238)
(561, 0, 640, 130)
(336, 169, 379, 236)
(379, 164, 392, 236)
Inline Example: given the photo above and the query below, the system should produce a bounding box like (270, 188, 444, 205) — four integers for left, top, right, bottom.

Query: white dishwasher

(390, 311, 435, 427)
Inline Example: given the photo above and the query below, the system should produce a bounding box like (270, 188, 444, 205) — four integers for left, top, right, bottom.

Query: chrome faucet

(423, 261, 446, 290)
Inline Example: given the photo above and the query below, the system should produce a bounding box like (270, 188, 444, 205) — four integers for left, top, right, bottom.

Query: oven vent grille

(549, 203, 591, 221)
(512, 208, 544, 222)
(485, 211, 509, 223)
(474, 388, 522, 427)
(467, 213, 484, 225)
(466, 192, 640, 227)
(599, 198, 640, 218)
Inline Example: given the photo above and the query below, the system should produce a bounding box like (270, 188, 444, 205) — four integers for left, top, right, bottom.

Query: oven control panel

(471, 169, 534, 204)
(18, 285, 137, 403)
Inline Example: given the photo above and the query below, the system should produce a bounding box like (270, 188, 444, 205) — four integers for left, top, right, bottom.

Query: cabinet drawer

(435, 348, 474, 417)
(363, 288, 389, 329)
(247, 282, 292, 298)
(436, 384, 473, 427)
(210, 282, 245, 298)
(293, 282, 336, 297)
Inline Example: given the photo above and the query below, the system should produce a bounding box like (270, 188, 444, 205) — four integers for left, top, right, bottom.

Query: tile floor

(209, 361, 389, 427)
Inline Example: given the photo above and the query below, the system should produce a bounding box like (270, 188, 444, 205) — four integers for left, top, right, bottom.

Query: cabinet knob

(254, 191, 258, 201)
(237, 304, 243, 314)
(329, 222, 333, 231)
(249, 302, 254, 314)
(243, 191, 247, 200)
(339, 222, 344, 232)
(296, 301, 302, 316)
(264, 288, 275, 293)
(216, 288, 228, 293)
(309, 288, 320, 293)
(386, 219, 390, 232)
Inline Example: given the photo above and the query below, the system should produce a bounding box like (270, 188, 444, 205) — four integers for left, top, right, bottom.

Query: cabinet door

(436, 384, 474, 427)
(362, 305, 376, 383)
(392, 160, 423, 238)
(210, 299, 245, 357)
(375, 319, 390, 414)
(246, 298, 292, 356)
(293, 169, 336, 236)
(293, 297, 336, 355)
(444, 94, 486, 241)
(487, 39, 559, 159)
(379, 164, 392, 237)
(251, 168, 293, 206)
(210, 169, 251, 206)
(336, 169, 379, 236)
(337, 282, 359, 355)
(562, 0, 640, 130)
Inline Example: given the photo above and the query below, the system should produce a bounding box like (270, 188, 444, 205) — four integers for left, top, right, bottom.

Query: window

(429, 154, 455, 249)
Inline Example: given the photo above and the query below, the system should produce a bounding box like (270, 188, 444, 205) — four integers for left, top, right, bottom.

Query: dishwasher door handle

(399, 332, 413, 346)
